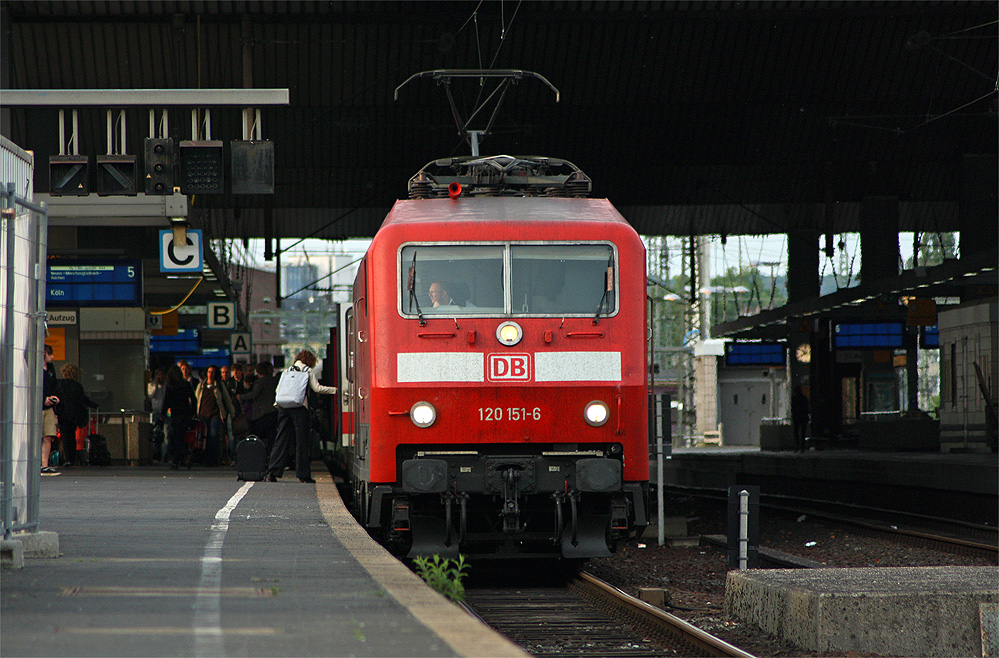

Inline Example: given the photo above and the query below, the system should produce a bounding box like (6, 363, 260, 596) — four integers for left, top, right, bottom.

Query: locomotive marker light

(410, 401, 437, 428)
(496, 320, 523, 346)
(584, 400, 610, 426)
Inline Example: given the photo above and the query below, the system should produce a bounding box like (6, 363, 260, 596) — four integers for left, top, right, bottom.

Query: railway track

(463, 571, 754, 658)
(665, 485, 998, 564)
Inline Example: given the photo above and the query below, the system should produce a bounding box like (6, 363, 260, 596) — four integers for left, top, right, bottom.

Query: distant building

(232, 264, 282, 365)
(283, 263, 319, 301)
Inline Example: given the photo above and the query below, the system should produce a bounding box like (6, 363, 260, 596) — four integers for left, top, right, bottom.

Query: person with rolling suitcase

(235, 435, 267, 481)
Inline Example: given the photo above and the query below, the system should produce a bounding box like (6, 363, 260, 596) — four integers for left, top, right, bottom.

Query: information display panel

(724, 341, 786, 367)
(46, 259, 142, 307)
(833, 322, 904, 348)
(150, 327, 201, 354)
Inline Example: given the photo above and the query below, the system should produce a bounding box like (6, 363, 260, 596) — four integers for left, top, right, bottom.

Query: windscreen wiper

(407, 251, 426, 325)
(593, 252, 615, 324)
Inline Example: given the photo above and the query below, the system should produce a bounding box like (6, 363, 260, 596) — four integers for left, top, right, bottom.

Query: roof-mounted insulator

(408, 171, 435, 199)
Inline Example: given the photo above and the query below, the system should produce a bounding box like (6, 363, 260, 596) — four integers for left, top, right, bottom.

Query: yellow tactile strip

(314, 475, 529, 658)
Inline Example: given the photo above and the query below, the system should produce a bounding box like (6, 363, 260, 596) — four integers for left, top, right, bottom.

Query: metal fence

(1, 135, 48, 538)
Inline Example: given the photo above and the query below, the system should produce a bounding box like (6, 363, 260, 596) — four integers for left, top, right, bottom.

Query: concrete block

(725, 566, 999, 657)
(857, 417, 939, 451)
(759, 423, 794, 451)
(1, 539, 24, 569)
(983, 602, 999, 658)
(14, 531, 60, 558)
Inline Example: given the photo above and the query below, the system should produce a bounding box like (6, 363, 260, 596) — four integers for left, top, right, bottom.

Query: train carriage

(324, 156, 649, 559)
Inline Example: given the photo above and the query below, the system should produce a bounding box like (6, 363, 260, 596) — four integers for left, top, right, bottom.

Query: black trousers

(168, 414, 192, 466)
(268, 406, 312, 480)
(57, 420, 78, 465)
(792, 418, 808, 449)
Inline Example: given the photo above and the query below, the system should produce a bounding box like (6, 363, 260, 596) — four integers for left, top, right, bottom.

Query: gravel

(584, 495, 997, 658)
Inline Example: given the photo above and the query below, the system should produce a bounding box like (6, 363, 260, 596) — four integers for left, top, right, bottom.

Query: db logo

(486, 353, 532, 382)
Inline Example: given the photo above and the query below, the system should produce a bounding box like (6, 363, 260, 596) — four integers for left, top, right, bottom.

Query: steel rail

(577, 571, 757, 658)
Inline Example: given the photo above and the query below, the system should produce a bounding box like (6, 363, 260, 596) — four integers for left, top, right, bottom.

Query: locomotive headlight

(496, 321, 523, 346)
(410, 401, 437, 428)
(584, 400, 610, 427)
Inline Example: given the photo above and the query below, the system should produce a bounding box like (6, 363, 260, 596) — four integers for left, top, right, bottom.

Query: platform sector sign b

(159, 229, 204, 273)
(208, 302, 236, 330)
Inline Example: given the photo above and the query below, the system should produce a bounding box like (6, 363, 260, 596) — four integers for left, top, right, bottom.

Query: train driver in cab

(428, 281, 456, 308)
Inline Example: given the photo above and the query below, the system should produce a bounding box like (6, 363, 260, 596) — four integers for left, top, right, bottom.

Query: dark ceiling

(3, 1, 997, 240)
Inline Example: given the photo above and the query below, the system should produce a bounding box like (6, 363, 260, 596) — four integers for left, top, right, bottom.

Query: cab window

(510, 244, 614, 315)
(401, 245, 504, 314)
(400, 243, 616, 317)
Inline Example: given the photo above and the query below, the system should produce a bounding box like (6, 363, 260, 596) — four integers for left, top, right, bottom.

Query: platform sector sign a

(230, 332, 252, 355)
(159, 229, 204, 273)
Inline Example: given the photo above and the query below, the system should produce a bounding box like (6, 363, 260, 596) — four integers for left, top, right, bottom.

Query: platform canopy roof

(3, 0, 996, 242)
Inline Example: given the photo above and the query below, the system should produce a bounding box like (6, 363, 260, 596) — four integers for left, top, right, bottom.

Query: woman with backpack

(55, 364, 98, 467)
(267, 350, 336, 483)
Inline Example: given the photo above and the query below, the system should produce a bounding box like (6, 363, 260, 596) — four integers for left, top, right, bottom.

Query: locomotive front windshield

(400, 243, 616, 317)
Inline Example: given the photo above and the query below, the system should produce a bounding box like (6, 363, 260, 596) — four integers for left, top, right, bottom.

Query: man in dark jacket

(791, 385, 810, 452)
(41, 344, 60, 473)
(239, 362, 279, 455)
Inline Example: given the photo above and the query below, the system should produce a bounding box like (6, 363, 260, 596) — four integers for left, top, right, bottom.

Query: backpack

(275, 366, 310, 409)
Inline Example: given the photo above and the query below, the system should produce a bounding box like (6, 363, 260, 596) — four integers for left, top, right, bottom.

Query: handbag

(231, 412, 251, 438)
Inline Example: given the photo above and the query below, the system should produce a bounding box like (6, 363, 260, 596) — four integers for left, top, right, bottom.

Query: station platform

(655, 446, 999, 524)
(725, 566, 999, 656)
(0, 467, 527, 658)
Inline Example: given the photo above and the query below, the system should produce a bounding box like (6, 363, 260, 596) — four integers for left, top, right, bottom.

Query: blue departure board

(920, 326, 939, 349)
(725, 341, 786, 366)
(833, 322, 904, 348)
(150, 328, 200, 354)
(46, 259, 143, 307)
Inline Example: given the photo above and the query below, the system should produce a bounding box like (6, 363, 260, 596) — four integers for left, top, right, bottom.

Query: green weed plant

(412, 554, 469, 603)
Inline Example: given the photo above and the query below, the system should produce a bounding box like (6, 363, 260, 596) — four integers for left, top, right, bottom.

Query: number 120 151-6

(479, 407, 541, 421)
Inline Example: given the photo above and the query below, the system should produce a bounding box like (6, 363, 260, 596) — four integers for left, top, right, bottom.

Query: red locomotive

(323, 155, 649, 559)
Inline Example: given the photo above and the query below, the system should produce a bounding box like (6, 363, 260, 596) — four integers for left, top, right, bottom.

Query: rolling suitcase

(236, 435, 267, 481)
(88, 433, 111, 467)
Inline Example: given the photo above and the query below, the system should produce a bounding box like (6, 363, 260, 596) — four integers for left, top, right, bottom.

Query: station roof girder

(1, 0, 995, 240)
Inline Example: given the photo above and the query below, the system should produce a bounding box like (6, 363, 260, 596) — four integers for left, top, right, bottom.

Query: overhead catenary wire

(283, 257, 363, 300)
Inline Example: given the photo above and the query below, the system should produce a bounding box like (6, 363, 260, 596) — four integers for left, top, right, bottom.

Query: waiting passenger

(791, 385, 810, 452)
(239, 362, 279, 455)
(147, 368, 167, 460)
(195, 365, 236, 466)
(177, 359, 200, 387)
(163, 365, 197, 470)
(41, 344, 60, 474)
(55, 364, 98, 467)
